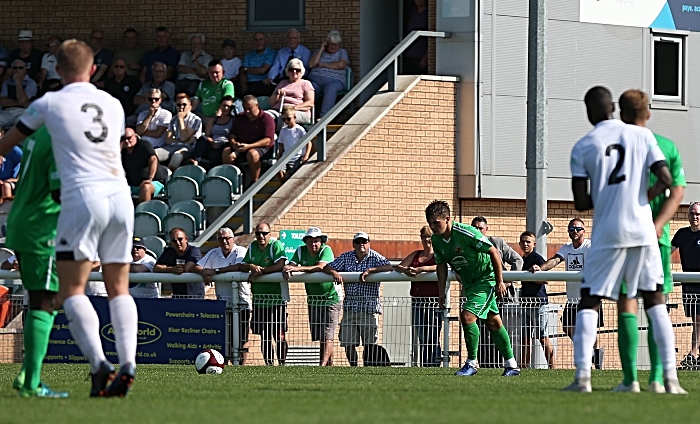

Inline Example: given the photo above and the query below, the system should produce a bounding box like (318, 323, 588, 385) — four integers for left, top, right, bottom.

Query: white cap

(353, 231, 370, 241)
(18, 30, 33, 41)
(303, 227, 328, 243)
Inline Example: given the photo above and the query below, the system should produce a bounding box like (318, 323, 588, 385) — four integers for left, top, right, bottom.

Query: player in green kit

(7, 126, 68, 398)
(614, 89, 686, 393)
(425, 200, 520, 376)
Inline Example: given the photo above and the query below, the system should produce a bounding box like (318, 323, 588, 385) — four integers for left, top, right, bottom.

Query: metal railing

(193, 30, 450, 245)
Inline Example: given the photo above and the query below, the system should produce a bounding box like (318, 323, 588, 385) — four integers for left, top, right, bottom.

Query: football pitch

(1, 365, 698, 424)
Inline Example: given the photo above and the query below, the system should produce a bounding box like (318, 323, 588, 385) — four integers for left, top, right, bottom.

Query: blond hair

(57, 39, 94, 78)
(282, 105, 296, 116)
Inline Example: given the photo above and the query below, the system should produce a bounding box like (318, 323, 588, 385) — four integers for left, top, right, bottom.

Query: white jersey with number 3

(570, 119, 665, 249)
(19, 82, 127, 204)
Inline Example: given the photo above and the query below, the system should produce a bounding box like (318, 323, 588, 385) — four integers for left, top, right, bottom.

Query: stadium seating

(142, 235, 167, 258)
(134, 211, 162, 238)
(168, 199, 206, 235)
(166, 176, 199, 205)
(201, 165, 244, 208)
(163, 211, 196, 240)
(172, 164, 207, 184)
(135, 199, 169, 222)
(257, 96, 272, 111)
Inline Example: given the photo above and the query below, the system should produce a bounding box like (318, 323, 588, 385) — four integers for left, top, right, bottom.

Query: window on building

(651, 34, 686, 104)
(248, 0, 305, 30)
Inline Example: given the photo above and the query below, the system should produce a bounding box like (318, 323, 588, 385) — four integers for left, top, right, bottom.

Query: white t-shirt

(19, 82, 127, 204)
(137, 107, 173, 148)
(556, 239, 592, 299)
(570, 119, 665, 249)
(222, 57, 242, 80)
(168, 112, 203, 142)
(197, 245, 250, 308)
(129, 255, 159, 298)
(40, 53, 59, 80)
(277, 124, 306, 162)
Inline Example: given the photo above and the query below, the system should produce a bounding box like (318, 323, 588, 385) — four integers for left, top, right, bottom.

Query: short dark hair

(124, 28, 138, 35)
(220, 95, 234, 104)
(584, 85, 614, 118)
(155, 26, 168, 33)
(208, 59, 222, 68)
(425, 200, 450, 220)
(568, 218, 585, 228)
(520, 231, 536, 240)
(471, 216, 487, 226)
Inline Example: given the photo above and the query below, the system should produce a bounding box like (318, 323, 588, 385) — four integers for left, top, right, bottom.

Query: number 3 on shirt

(606, 144, 626, 185)
(81, 103, 108, 143)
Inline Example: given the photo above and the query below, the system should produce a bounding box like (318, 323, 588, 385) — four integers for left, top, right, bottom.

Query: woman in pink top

(267, 58, 315, 130)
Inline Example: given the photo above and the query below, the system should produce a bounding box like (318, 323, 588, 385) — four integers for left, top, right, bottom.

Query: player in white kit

(563, 86, 684, 394)
(0, 40, 137, 397)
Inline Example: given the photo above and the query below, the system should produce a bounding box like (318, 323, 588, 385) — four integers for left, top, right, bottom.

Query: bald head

(584, 86, 614, 126)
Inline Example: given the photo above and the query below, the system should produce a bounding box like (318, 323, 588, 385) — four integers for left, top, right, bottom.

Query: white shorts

(56, 191, 134, 264)
(582, 246, 663, 300)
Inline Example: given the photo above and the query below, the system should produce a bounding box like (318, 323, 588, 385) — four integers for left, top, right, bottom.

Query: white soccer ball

(195, 349, 225, 374)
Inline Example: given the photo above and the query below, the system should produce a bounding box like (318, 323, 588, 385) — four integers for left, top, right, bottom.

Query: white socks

(505, 357, 518, 369)
(109, 294, 138, 367)
(646, 304, 679, 381)
(63, 295, 106, 374)
(574, 309, 598, 380)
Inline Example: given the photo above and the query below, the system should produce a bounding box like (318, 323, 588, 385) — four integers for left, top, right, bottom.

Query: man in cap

(5, 30, 42, 83)
(128, 237, 158, 298)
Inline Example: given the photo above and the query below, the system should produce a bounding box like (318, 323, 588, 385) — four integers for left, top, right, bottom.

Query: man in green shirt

(283, 227, 340, 366)
(240, 222, 287, 365)
(191, 60, 235, 122)
(425, 200, 520, 377)
(615, 89, 686, 393)
(7, 126, 68, 398)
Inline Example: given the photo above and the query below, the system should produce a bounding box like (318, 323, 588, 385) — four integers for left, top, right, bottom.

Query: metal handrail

(193, 30, 450, 246)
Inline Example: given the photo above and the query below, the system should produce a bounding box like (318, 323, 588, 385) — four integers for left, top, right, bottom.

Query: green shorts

(461, 283, 499, 319)
(619, 244, 672, 296)
(15, 251, 59, 292)
(130, 181, 164, 197)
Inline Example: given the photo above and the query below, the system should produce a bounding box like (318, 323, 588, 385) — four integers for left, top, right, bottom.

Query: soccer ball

(195, 349, 225, 374)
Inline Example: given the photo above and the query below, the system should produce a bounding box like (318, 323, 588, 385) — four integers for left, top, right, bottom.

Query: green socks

(618, 312, 638, 386)
(647, 319, 663, 385)
(463, 322, 480, 361)
(22, 310, 56, 391)
(490, 325, 515, 361)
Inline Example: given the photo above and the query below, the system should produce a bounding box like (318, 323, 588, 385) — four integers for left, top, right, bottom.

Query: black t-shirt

(121, 139, 166, 186)
(521, 252, 547, 303)
(10, 48, 43, 82)
(672, 227, 700, 293)
(156, 245, 203, 296)
(104, 75, 141, 116)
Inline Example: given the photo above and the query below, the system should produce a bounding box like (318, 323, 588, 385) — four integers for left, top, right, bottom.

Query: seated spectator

(308, 30, 350, 118)
(240, 32, 276, 97)
(192, 60, 235, 125)
(276, 105, 310, 182)
(128, 237, 159, 298)
(120, 127, 166, 204)
(163, 93, 203, 170)
(155, 228, 203, 297)
(264, 28, 311, 85)
(1, 254, 18, 271)
(128, 61, 175, 126)
(37, 36, 61, 94)
(103, 58, 142, 116)
(192, 96, 234, 169)
(267, 58, 315, 129)
(222, 95, 276, 184)
(84, 261, 107, 297)
(89, 29, 113, 85)
(220, 39, 242, 92)
(176, 33, 212, 97)
(5, 30, 43, 83)
(135, 88, 173, 153)
(114, 28, 147, 78)
(141, 26, 180, 83)
(0, 60, 37, 129)
(0, 145, 22, 205)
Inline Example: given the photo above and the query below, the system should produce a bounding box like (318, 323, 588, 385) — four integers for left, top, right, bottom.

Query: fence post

(317, 126, 327, 162)
(442, 282, 451, 368)
(243, 200, 253, 234)
(230, 280, 241, 366)
(388, 58, 398, 91)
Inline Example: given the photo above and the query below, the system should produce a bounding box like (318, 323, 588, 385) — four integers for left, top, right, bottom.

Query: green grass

(1, 365, 699, 423)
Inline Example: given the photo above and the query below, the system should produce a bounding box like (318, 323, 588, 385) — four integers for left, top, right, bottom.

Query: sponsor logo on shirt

(451, 255, 469, 270)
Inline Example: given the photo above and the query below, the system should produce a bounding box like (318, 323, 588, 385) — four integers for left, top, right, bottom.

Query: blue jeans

(411, 298, 443, 367)
(308, 74, 346, 117)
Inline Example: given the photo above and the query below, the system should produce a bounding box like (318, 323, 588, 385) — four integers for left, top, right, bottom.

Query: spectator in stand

(239, 223, 288, 366)
(192, 60, 235, 125)
(0, 43, 8, 81)
(89, 29, 113, 85)
(323, 231, 393, 366)
(154, 228, 203, 297)
(240, 32, 276, 97)
(163, 93, 203, 170)
(37, 36, 61, 94)
(307, 30, 350, 118)
(403, 0, 429, 74)
(129, 61, 176, 126)
(264, 28, 311, 86)
(220, 39, 242, 93)
(471, 216, 523, 300)
(128, 237, 159, 298)
(0, 60, 37, 129)
(0, 145, 22, 205)
(276, 105, 310, 182)
(141, 26, 180, 82)
(176, 34, 212, 97)
(114, 28, 147, 78)
(222, 95, 276, 185)
(120, 127, 165, 204)
(395, 226, 442, 367)
(5, 31, 43, 83)
(283, 227, 340, 366)
(103, 58, 142, 116)
(267, 58, 315, 129)
(135, 88, 173, 156)
(192, 96, 234, 169)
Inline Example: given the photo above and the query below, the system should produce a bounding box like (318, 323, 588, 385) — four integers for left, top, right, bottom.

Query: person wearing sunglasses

(154, 227, 203, 297)
(134, 87, 172, 151)
(103, 58, 141, 116)
(162, 93, 202, 171)
(0, 59, 38, 129)
(120, 127, 165, 204)
(128, 61, 175, 126)
(268, 58, 315, 130)
(276, 105, 310, 182)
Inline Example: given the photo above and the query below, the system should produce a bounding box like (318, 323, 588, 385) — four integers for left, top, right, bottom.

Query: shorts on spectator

(562, 301, 605, 328)
(339, 310, 378, 347)
(682, 286, 700, 317)
(285, 157, 303, 177)
(520, 303, 550, 339)
(308, 303, 341, 342)
(233, 145, 272, 165)
(251, 304, 287, 337)
(130, 181, 165, 197)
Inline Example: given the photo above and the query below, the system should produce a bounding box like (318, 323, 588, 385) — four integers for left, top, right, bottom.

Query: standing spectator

(267, 58, 315, 129)
(283, 227, 340, 366)
(141, 26, 180, 82)
(135, 88, 173, 156)
(192, 96, 234, 169)
(518, 231, 554, 369)
(103, 59, 142, 116)
(130, 61, 176, 124)
(240, 32, 276, 97)
(37, 36, 62, 93)
(264, 28, 311, 85)
(89, 29, 113, 85)
(163, 93, 202, 170)
(276, 105, 310, 182)
(6, 31, 43, 83)
(672, 202, 700, 368)
(395, 226, 442, 367)
(0, 60, 37, 129)
(323, 231, 394, 366)
(220, 39, 242, 94)
(121, 127, 165, 204)
(471, 216, 523, 299)
(239, 223, 288, 366)
(154, 228, 203, 297)
(307, 30, 349, 118)
(176, 34, 212, 97)
(402, 0, 429, 74)
(192, 60, 235, 124)
(114, 28, 147, 78)
(128, 237, 159, 298)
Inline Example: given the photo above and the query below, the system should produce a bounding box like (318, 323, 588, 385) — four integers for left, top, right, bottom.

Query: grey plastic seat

(169, 199, 206, 234)
(141, 235, 166, 258)
(134, 200, 169, 222)
(134, 211, 161, 238)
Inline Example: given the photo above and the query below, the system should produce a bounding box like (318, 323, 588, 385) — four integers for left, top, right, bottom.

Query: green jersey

(6, 126, 60, 255)
(290, 244, 340, 305)
(651, 134, 686, 247)
(195, 78, 235, 117)
(432, 222, 495, 289)
(243, 239, 287, 305)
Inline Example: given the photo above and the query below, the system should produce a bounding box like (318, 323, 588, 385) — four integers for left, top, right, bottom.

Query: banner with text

(580, 0, 700, 32)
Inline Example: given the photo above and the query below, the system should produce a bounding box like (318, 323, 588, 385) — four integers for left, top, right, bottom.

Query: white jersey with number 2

(570, 119, 665, 249)
(19, 82, 127, 204)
